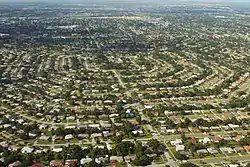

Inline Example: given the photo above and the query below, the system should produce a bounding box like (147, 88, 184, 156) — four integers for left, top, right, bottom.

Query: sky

(0, 0, 249, 5)
(0, 0, 249, 2)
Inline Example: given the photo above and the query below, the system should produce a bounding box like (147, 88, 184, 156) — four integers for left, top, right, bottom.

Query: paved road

(112, 70, 126, 88)
(189, 154, 250, 164)
(34, 141, 95, 147)
(163, 140, 179, 167)
(20, 113, 74, 125)
(84, 57, 89, 70)
(164, 151, 178, 167)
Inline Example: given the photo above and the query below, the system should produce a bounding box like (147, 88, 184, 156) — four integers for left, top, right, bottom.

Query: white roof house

(132, 130, 143, 135)
(39, 135, 50, 140)
(78, 134, 89, 138)
(91, 133, 102, 138)
(80, 157, 92, 165)
(53, 148, 63, 152)
(220, 147, 234, 154)
(228, 124, 240, 129)
(104, 100, 113, 104)
(166, 129, 176, 133)
(109, 114, 119, 118)
(94, 145, 105, 149)
(144, 105, 152, 109)
(89, 124, 100, 128)
(65, 125, 76, 129)
(171, 139, 182, 146)
(176, 145, 185, 152)
(21, 147, 34, 154)
(106, 143, 112, 150)
(110, 156, 123, 162)
(66, 116, 75, 120)
(65, 134, 73, 140)
(227, 164, 239, 167)
(197, 149, 208, 155)
(207, 147, 218, 154)
(200, 137, 211, 144)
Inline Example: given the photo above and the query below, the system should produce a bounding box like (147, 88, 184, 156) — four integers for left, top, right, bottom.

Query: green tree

(174, 152, 187, 160)
(245, 163, 250, 167)
(135, 142, 143, 158)
(87, 161, 101, 167)
(136, 116, 141, 124)
(116, 141, 135, 161)
(90, 149, 96, 161)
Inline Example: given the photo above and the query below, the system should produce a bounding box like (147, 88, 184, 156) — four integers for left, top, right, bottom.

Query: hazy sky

(0, 0, 249, 4)
(0, 0, 249, 2)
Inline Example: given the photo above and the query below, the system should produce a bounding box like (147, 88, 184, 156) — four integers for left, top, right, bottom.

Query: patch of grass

(154, 157, 165, 164)
(240, 151, 248, 155)
(37, 140, 51, 144)
(54, 140, 66, 144)
(116, 162, 128, 167)
(70, 138, 79, 143)
(200, 164, 213, 167)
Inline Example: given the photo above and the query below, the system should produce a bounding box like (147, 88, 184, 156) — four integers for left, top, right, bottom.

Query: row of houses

(160, 124, 241, 134)
(196, 146, 249, 156)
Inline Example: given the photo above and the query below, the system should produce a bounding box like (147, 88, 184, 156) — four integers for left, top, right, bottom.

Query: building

(176, 145, 185, 152)
(171, 139, 182, 146)
(21, 147, 34, 154)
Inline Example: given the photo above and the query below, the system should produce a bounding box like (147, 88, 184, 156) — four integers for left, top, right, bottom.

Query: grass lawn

(240, 151, 249, 155)
(68, 120, 77, 123)
(167, 146, 176, 159)
(46, 130, 54, 136)
(227, 153, 240, 156)
(192, 154, 212, 159)
(200, 164, 213, 167)
(54, 140, 66, 144)
(116, 162, 128, 167)
(61, 120, 67, 123)
(215, 153, 227, 157)
(227, 140, 238, 146)
(153, 157, 165, 164)
(144, 131, 152, 138)
(37, 140, 51, 145)
(70, 138, 79, 143)
(40, 160, 50, 166)
(161, 154, 168, 161)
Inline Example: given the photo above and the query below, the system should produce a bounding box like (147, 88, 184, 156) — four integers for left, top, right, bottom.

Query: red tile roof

(213, 136, 223, 143)
(65, 160, 77, 165)
(50, 160, 64, 167)
(244, 146, 250, 151)
(32, 162, 44, 167)
(188, 138, 197, 144)
(190, 127, 199, 132)
(55, 136, 64, 140)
